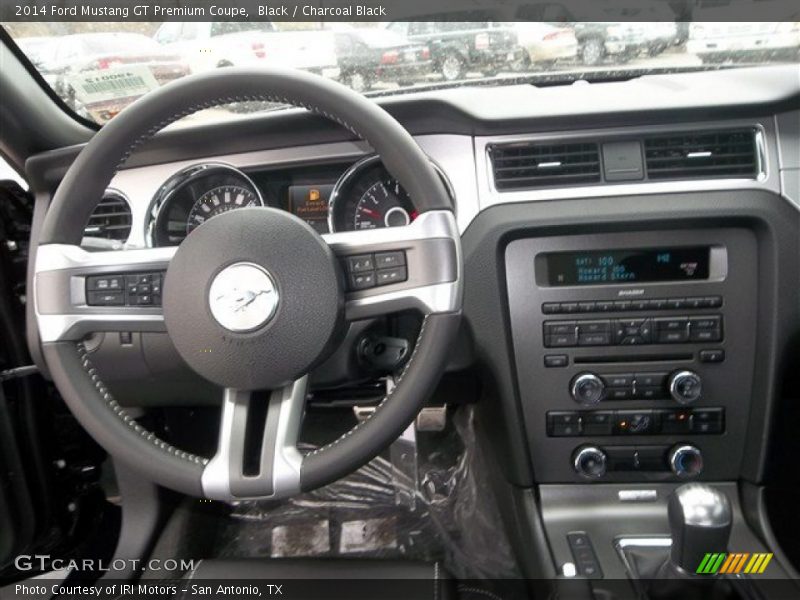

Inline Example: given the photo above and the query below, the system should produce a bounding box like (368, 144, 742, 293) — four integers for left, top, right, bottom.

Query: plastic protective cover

(217, 406, 520, 580)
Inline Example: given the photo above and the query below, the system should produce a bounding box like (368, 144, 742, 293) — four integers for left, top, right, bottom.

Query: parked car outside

(640, 3, 681, 56)
(33, 33, 189, 123)
(573, 22, 648, 64)
(516, 1, 677, 65)
(153, 21, 340, 80)
(386, 19, 522, 81)
(153, 21, 275, 72)
(334, 28, 432, 92)
(688, 20, 800, 63)
(510, 22, 578, 68)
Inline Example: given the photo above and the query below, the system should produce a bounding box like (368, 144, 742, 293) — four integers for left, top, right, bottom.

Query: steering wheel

(33, 68, 462, 502)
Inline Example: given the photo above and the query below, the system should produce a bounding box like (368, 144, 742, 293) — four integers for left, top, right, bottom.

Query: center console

(505, 227, 758, 483)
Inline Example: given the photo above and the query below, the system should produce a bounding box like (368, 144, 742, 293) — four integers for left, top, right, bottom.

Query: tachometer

(353, 179, 416, 230)
(186, 185, 260, 234)
(330, 156, 450, 233)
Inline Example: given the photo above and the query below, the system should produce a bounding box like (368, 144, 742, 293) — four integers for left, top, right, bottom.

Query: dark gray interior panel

(539, 483, 795, 588)
(506, 227, 756, 483)
(461, 190, 799, 488)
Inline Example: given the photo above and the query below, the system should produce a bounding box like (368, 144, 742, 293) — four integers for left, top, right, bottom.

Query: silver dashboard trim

(102, 118, 795, 251)
(34, 211, 462, 342)
(108, 135, 480, 246)
(324, 210, 463, 319)
(475, 119, 780, 210)
(34, 244, 176, 342)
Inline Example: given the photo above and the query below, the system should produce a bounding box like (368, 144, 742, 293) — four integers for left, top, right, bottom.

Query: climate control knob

(668, 370, 703, 405)
(570, 372, 606, 405)
(669, 444, 704, 478)
(573, 446, 608, 478)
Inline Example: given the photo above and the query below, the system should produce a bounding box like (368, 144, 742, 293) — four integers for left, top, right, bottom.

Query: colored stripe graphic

(733, 553, 750, 573)
(700, 552, 773, 574)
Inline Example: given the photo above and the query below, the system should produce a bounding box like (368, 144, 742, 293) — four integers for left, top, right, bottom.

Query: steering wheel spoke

(34, 244, 175, 342)
(202, 378, 306, 502)
(323, 210, 462, 321)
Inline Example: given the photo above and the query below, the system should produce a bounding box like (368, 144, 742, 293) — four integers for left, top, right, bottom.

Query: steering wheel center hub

(208, 262, 279, 332)
(162, 207, 344, 390)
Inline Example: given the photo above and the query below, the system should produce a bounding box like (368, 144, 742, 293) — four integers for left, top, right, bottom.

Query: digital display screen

(288, 184, 333, 234)
(545, 246, 711, 286)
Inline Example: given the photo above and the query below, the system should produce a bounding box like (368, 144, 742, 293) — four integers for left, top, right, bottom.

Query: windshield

(4, 17, 799, 125)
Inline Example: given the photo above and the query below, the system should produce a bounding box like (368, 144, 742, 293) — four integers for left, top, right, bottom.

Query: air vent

(490, 141, 601, 190)
(644, 129, 758, 180)
(84, 191, 132, 241)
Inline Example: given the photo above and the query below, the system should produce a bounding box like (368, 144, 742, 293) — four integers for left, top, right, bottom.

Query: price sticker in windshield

(69, 66, 160, 104)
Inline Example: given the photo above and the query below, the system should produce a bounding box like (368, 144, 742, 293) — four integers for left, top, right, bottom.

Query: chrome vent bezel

(84, 190, 133, 242)
(487, 126, 766, 194)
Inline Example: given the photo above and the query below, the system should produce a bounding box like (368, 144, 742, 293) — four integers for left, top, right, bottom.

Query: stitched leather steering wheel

(33, 68, 462, 501)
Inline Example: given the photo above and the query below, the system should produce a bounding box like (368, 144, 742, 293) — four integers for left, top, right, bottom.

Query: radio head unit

(505, 228, 757, 484)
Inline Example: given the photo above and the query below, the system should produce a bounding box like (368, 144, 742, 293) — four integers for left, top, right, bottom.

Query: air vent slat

(644, 129, 757, 181)
(490, 141, 601, 190)
(84, 192, 132, 242)
(494, 161, 600, 173)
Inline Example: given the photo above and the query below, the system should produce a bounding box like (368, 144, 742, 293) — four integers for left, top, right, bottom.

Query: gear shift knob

(668, 483, 732, 573)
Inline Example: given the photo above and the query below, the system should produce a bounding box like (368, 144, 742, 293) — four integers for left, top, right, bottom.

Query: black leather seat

(177, 559, 456, 600)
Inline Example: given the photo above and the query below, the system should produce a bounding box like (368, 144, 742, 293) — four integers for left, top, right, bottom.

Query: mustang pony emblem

(208, 263, 279, 332)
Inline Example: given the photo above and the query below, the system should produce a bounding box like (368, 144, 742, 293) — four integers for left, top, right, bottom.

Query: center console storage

(505, 228, 758, 483)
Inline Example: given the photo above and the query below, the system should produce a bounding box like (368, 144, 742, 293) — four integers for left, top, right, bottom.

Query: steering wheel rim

(33, 67, 462, 501)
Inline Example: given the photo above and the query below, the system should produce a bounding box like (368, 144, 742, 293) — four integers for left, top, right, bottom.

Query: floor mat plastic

(216, 405, 520, 580)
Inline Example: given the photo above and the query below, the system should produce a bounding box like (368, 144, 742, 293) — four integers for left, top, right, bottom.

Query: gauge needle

(359, 207, 381, 220)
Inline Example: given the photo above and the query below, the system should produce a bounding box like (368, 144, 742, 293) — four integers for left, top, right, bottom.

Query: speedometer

(187, 185, 260, 234)
(148, 163, 264, 246)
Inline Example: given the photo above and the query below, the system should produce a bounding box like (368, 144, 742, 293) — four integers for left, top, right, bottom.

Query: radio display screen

(544, 246, 711, 286)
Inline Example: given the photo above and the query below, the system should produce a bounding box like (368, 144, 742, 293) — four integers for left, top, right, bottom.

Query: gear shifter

(646, 484, 733, 599)
(667, 483, 732, 575)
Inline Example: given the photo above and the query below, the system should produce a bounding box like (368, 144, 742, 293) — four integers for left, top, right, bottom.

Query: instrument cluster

(146, 156, 447, 247)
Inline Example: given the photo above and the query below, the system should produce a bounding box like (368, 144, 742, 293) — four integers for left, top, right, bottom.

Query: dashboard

(16, 62, 800, 588)
(24, 65, 800, 496)
(145, 155, 444, 246)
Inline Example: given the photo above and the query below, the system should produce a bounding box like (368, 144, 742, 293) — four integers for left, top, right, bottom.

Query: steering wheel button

(349, 271, 376, 290)
(376, 266, 407, 286)
(87, 275, 122, 291)
(374, 251, 406, 268)
(347, 254, 374, 273)
(87, 291, 124, 306)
